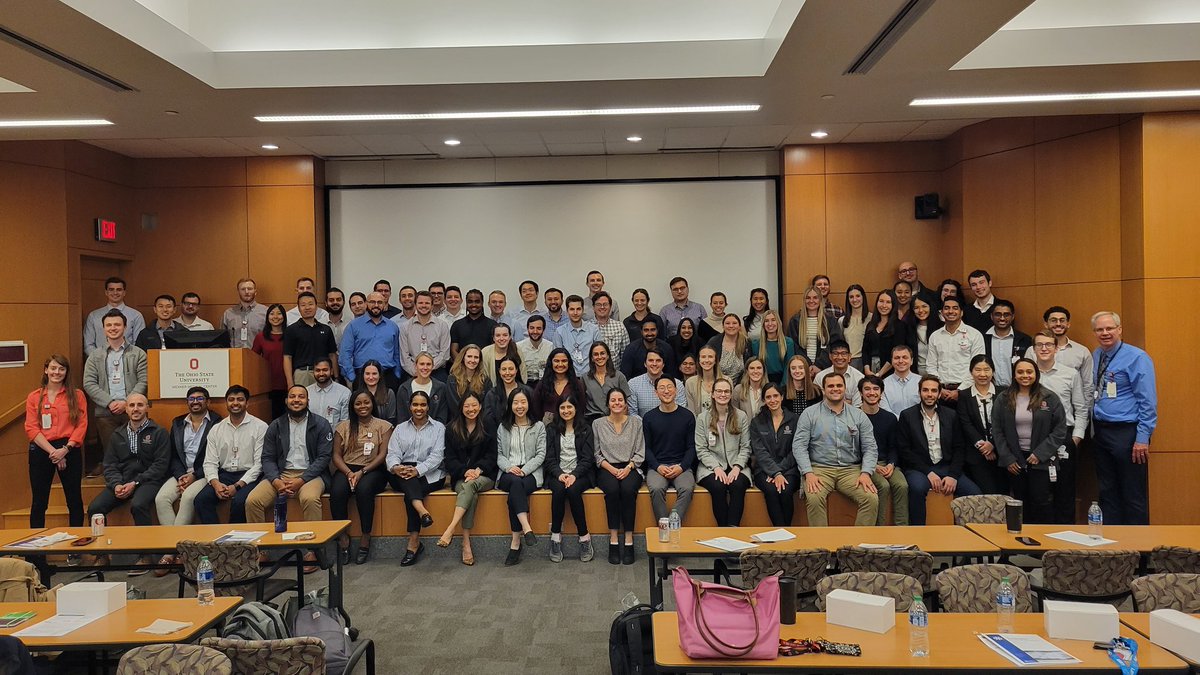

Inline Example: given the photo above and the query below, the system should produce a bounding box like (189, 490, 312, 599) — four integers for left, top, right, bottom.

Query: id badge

(110, 371, 122, 385)
(1106, 381, 1117, 398)
(363, 442, 374, 456)
(240, 326, 248, 342)
(1048, 464, 1058, 483)
(326, 406, 336, 419)
(708, 432, 718, 447)
(41, 413, 52, 430)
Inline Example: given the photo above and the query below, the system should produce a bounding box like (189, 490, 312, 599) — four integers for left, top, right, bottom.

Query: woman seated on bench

(437, 393, 496, 566)
(329, 389, 392, 565)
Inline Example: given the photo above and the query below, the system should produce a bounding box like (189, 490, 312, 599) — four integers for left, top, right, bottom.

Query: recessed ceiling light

(820, 94, 835, 101)
(626, 135, 642, 142)
(443, 139, 461, 146)
(0, 119, 112, 128)
(255, 104, 760, 123)
(810, 131, 829, 139)
(261, 144, 279, 150)
(164, 110, 180, 116)
(911, 88, 1200, 106)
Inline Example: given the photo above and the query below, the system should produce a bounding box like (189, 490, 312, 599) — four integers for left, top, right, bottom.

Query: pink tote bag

(672, 567, 780, 660)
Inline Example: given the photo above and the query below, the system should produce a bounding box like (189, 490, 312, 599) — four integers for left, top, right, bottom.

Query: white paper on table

(979, 633, 1081, 666)
(1046, 531, 1117, 546)
(281, 531, 315, 541)
(856, 543, 916, 551)
(136, 619, 194, 635)
(750, 529, 796, 543)
(696, 537, 758, 553)
(11, 532, 78, 549)
(215, 530, 267, 544)
(13, 613, 101, 637)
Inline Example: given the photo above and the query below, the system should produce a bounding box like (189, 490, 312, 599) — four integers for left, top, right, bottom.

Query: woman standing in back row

(25, 355, 88, 529)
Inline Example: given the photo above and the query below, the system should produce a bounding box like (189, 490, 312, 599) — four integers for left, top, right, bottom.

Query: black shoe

(355, 546, 370, 565)
(622, 545, 635, 565)
(522, 531, 537, 547)
(608, 543, 621, 565)
(504, 547, 522, 566)
(400, 542, 424, 567)
(339, 546, 352, 566)
(420, 513, 434, 529)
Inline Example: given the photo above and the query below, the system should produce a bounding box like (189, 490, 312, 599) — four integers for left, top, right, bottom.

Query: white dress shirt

(926, 323, 984, 385)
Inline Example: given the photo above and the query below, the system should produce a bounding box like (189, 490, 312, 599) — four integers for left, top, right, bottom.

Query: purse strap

(690, 579, 761, 657)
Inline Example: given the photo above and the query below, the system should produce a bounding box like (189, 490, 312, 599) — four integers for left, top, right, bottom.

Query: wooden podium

(146, 348, 272, 424)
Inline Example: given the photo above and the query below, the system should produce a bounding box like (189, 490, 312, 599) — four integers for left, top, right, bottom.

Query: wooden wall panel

(134, 158, 246, 188)
(1150, 453, 1200, 524)
(1034, 129, 1121, 285)
(0, 161, 68, 304)
(1030, 282, 1122, 343)
(1034, 115, 1121, 145)
(782, 146, 824, 175)
(961, 147, 1036, 285)
(938, 163, 965, 283)
(1142, 113, 1200, 278)
(246, 186, 321, 305)
(958, 118, 1036, 161)
(825, 142, 944, 174)
(64, 172, 138, 260)
(781, 174, 826, 318)
(1139, 278, 1199, 454)
(247, 157, 315, 186)
(1119, 119, 1145, 280)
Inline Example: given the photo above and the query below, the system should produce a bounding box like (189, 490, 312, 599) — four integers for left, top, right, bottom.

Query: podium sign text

(158, 350, 230, 398)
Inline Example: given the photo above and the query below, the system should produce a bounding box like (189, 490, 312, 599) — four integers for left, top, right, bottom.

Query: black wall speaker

(914, 193, 942, 220)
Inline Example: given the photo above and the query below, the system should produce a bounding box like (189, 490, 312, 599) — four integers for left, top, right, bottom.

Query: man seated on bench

(193, 385, 266, 525)
(86, 393, 170, 571)
(895, 375, 981, 526)
(245, 385, 333, 572)
(791, 372, 879, 527)
(642, 376, 697, 523)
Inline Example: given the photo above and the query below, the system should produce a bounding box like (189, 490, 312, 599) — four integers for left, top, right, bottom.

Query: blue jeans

(903, 464, 981, 525)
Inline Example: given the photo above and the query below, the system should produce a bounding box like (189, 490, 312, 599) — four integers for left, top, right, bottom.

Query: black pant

(1010, 467, 1053, 524)
(1093, 421, 1149, 525)
(1052, 452, 1077, 524)
(548, 472, 592, 535)
(754, 473, 797, 526)
(193, 470, 259, 524)
(698, 472, 751, 527)
(329, 467, 390, 534)
(498, 472, 539, 532)
(966, 460, 1008, 496)
(596, 470, 642, 532)
(387, 471, 442, 533)
(88, 482, 160, 526)
(29, 441, 84, 528)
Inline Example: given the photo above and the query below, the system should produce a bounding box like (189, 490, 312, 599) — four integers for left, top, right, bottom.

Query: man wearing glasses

(153, 386, 222, 572)
(1031, 332, 1088, 524)
(896, 261, 939, 310)
(177, 292, 213, 331)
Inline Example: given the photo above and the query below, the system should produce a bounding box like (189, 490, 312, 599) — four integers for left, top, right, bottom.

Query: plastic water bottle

(996, 576, 1015, 633)
(197, 556, 214, 606)
(1088, 501, 1103, 539)
(274, 493, 288, 533)
(908, 595, 929, 657)
(668, 511, 681, 545)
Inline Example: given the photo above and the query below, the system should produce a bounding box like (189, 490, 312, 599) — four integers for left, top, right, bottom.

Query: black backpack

(608, 604, 656, 675)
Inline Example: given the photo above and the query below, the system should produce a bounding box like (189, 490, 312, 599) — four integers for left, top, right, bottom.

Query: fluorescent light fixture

(912, 89, 1200, 106)
(443, 138, 461, 146)
(810, 130, 829, 138)
(255, 104, 760, 123)
(0, 118, 112, 128)
(261, 144, 279, 150)
(626, 135, 642, 142)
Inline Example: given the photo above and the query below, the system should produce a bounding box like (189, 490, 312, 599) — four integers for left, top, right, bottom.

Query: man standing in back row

(1090, 311, 1157, 525)
(83, 277, 146, 355)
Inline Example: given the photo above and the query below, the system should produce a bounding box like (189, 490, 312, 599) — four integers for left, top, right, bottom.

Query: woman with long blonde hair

(752, 310, 795, 384)
(694, 377, 751, 527)
(685, 345, 719, 412)
(786, 286, 843, 371)
(447, 344, 490, 408)
(704, 313, 750, 382)
(783, 354, 819, 415)
(25, 354, 87, 528)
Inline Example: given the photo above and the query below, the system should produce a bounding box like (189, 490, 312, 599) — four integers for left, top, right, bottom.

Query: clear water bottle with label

(908, 594, 929, 657)
(1087, 501, 1103, 539)
(274, 493, 288, 533)
(996, 576, 1015, 633)
(197, 556, 214, 606)
(668, 511, 681, 544)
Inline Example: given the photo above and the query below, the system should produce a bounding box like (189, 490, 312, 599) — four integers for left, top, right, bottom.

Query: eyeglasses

(186, 396, 207, 402)
(898, 267, 917, 274)
(1034, 343, 1056, 350)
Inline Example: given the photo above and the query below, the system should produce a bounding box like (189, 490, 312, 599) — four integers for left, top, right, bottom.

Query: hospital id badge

(363, 442, 374, 456)
(1048, 464, 1058, 483)
(240, 326, 248, 342)
(1106, 381, 1117, 398)
(41, 414, 52, 430)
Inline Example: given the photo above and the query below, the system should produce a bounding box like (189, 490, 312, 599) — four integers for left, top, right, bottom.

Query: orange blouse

(24, 388, 88, 447)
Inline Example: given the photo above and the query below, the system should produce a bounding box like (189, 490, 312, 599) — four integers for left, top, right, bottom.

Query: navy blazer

(895, 405, 967, 478)
(168, 410, 223, 478)
(261, 413, 334, 483)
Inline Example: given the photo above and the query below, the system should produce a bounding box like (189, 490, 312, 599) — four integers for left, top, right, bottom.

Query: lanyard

(1096, 343, 1123, 383)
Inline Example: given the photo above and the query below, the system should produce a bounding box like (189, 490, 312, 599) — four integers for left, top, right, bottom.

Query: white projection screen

(329, 179, 778, 318)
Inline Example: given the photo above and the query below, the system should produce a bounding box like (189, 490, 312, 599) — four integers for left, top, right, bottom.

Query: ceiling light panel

(912, 89, 1200, 105)
(255, 105, 760, 123)
(0, 118, 112, 127)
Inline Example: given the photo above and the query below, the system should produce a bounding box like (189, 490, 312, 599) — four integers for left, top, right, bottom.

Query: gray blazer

(694, 408, 751, 482)
(992, 387, 1068, 470)
(496, 421, 547, 487)
(82, 344, 148, 416)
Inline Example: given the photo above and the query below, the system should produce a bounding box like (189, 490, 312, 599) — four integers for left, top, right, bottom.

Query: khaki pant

(155, 475, 208, 525)
(806, 465, 878, 527)
(292, 369, 317, 387)
(871, 469, 910, 526)
(453, 476, 495, 530)
(245, 470, 327, 523)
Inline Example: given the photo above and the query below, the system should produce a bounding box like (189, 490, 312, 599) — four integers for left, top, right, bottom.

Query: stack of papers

(136, 619, 194, 635)
(10, 532, 78, 549)
(696, 537, 758, 553)
(214, 530, 266, 544)
(979, 633, 1081, 666)
(282, 531, 314, 541)
(1046, 531, 1117, 546)
(14, 614, 100, 637)
(750, 529, 796, 543)
(856, 543, 916, 551)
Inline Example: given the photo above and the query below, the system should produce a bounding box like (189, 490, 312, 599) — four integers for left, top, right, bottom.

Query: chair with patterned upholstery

(1130, 573, 1200, 612)
(950, 494, 1008, 525)
(176, 540, 297, 603)
(1150, 545, 1200, 574)
(739, 549, 831, 610)
(935, 564, 1034, 613)
(117, 644, 232, 675)
(815, 572, 923, 612)
(198, 637, 325, 675)
(836, 546, 934, 591)
(1034, 549, 1140, 607)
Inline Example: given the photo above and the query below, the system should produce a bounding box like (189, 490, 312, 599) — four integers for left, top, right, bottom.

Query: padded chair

(836, 546, 934, 591)
(117, 644, 232, 675)
(950, 494, 1008, 525)
(1034, 549, 1140, 607)
(935, 564, 1034, 613)
(1130, 573, 1200, 612)
(739, 549, 831, 610)
(815, 572, 923, 612)
(175, 540, 297, 603)
(198, 637, 325, 675)
(1150, 545, 1200, 574)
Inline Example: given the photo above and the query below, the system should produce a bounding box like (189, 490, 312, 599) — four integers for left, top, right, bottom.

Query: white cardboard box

(1149, 609, 1200, 663)
(1043, 600, 1119, 641)
(56, 582, 127, 619)
(825, 588, 896, 634)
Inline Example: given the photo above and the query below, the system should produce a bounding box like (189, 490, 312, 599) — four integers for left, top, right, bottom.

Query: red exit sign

(94, 218, 118, 242)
